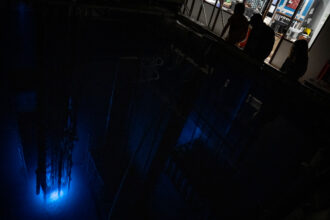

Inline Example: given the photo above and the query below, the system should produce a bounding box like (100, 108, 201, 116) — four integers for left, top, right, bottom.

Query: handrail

(175, 14, 330, 106)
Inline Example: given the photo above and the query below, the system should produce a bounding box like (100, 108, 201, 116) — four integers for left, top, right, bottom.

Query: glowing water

(49, 190, 65, 202)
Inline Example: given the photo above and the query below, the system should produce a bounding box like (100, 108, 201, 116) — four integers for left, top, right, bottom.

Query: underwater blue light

(18, 2, 26, 13)
(49, 190, 64, 202)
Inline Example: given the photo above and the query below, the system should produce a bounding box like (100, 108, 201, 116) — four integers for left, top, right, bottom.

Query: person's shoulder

(236, 15, 248, 25)
(228, 15, 234, 23)
(280, 58, 291, 72)
(229, 14, 235, 20)
(241, 15, 248, 22)
(264, 24, 274, 34)
(261, 24, 274, 39)
(231, 14, 246, 20)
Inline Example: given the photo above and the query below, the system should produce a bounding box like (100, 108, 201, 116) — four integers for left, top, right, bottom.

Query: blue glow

(177, 117, 203, 146)
(224, 82, 251, 136)
(18, 2, 26, 13)
(25, 166, 98, 218)
(49, 190, 65, 202)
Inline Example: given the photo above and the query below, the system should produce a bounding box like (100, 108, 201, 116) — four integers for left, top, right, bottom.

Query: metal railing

(181, 0, 226, 34)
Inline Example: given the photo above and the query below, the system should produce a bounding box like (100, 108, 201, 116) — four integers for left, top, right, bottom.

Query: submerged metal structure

(36, 96, 76, 198)
(3, 0, 330, 219)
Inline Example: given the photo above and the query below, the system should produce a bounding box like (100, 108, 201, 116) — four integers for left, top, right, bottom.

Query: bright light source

(49, 190, 64, 202)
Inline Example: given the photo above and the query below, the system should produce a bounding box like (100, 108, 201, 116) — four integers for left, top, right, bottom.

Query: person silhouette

(280, 39, 309, 81)
(244, 13, 275, 61)
(220, 3, 249, 45)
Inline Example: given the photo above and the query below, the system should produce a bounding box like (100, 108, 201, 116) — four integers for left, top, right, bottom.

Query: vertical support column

(35, 1, 47, 197)
(208, 0, 218, 28)
(182, 0, 189, 14)
(189, 0, 196, 17)
(105, 58, 140, 220)
(137, 68, 205, 218)
(211, 4, 221, 31)
(197, 0, 203, 21)
(105, 57, 138, 154)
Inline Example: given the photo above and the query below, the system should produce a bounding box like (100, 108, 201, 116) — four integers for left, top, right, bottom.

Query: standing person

(244, 13, 275, 61)
(280, 39, 309, 81)
(220, 3, 249, 46)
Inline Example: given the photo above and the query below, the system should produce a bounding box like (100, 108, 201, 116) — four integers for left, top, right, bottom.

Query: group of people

(220, 3, 309, 81)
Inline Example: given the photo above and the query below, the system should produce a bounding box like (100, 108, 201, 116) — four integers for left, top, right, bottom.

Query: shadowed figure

(220, 3, 248, 45)
(281, 39, 309, 81)
(244, 14, 275, 61)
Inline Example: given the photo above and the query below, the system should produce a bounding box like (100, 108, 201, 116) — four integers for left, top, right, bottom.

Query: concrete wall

(303, 16, 330, 80)
(309, 0, 330, 47)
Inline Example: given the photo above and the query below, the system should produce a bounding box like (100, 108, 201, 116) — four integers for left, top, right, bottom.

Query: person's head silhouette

(234, 3, 245, 15)
(291, 39, 308, 59)
(250, 13, 263, 27)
